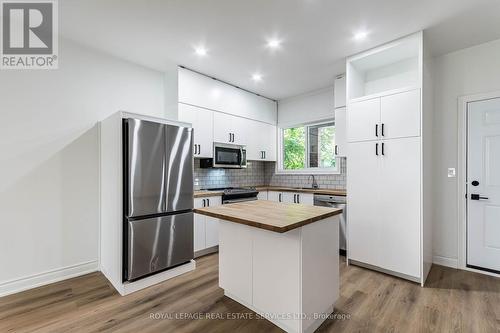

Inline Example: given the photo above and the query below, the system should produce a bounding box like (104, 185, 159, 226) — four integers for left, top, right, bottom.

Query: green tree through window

(282, 122, 336, 171)
(283, 127, 305, 169)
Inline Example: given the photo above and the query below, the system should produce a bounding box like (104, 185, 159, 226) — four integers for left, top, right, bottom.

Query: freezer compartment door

(125, 119, 166, 217)
(165, 124, 194, 212)
(127, 212, 194, 281)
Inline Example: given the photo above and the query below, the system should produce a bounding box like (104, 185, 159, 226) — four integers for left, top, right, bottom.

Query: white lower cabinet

(194, 196, 222, 255)
(268, 191, 313, 205)
(257, 191, 268, 200)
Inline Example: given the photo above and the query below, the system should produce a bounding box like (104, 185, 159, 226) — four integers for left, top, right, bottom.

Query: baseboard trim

(432, 255, 458, 269)
(0, 260, 99, 298)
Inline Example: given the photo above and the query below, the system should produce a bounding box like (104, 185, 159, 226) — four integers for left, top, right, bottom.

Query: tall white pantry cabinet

(346, 31, 433, 285)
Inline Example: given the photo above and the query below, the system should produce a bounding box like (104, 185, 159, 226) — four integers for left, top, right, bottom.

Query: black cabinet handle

(207, 198, 210, 207)
(202, 199, 206, 207)
(382, 123, 385, 137)
(293, 194, 296, 203)
(376, 143, 379, 156)
(194, 144, 197, 155)
(297, 194, 300, 203)
(198, 144, 201, 155)
(264, 151, 266, 159)
(382, 142, 385, 155)
(376, 124, 379, 137)
(279, 193, 282, 202)
(335, 145, 338, 155)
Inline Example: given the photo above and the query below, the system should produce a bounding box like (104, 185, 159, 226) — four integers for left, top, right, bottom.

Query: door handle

(207, 198, 210, 207)
(335, 145, 338, 155)
(264, 151, 266, 159)
(194, 144, 197, 155)
(376, 143, 379, 156)
(376, 124, 379, 137)
(382, 142, 385, 155)
(197, 144, 201, 155)
(293, 194, 296, 203)
(232, 133, 235, 142)
(202, 199, 206, 207)
(470, 194, 489, 200)
(229, 133, 232, 142)
(279, 193, 282, 202)
(381, 123, 385, 137)
(297, 194, 300, 203)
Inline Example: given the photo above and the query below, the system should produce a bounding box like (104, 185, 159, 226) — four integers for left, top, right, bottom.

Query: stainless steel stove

(202, 187, 259, 204)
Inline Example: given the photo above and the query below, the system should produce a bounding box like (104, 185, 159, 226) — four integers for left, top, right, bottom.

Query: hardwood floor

(1, 254, 499, 332)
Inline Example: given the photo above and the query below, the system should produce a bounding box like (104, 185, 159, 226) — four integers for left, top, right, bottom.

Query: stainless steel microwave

(200, 142, 247, 168)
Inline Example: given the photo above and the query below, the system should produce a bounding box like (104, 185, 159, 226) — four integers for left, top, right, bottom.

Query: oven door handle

(223, 197, 257, 204)
(239, 147, 244, 167)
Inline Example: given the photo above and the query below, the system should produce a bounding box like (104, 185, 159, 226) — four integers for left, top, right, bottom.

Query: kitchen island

(194, 200, 342, 333)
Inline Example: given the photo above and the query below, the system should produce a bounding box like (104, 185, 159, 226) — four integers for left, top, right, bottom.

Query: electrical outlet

(447, 168, 456, 178)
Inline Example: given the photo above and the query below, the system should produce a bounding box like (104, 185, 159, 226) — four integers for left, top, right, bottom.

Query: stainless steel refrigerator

(123, 118, 194, 281)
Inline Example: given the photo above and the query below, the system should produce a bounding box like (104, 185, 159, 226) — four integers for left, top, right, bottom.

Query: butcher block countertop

(255, 186, 347, 196)
(194, 200, 342, 233)
(193, 190, 225, 198)
(194, 186, 346, 198)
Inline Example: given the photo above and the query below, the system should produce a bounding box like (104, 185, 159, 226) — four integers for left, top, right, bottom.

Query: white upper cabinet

(334, 74, 346, 108)
(347, 98, 380, 143)
(247, 120, 277, 161)
(178, 67, 277, 124)
(334, 107, 347, 156)
(347, 33, 421, 101)
(213, 112, 248, 145)
(380, 89, 421, 139)
(178, 103, 214, 158)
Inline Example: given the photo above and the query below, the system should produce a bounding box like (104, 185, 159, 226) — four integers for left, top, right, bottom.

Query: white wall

(278, 87, 334, 127)
(432, 38, 500, 266)
(0, 38, 167, 296)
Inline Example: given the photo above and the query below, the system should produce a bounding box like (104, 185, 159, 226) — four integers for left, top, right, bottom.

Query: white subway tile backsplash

(193, 158, 346, 190)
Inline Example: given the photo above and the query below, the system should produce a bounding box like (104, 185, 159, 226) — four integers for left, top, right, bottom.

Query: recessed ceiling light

(353, 31, 369, 41)
(194, 46, 207, 56)
(252, 73, 263, 82)
(266, 39, 282, 49)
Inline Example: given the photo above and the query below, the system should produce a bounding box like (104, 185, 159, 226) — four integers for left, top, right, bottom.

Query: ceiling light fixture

(353, 31, 369, 41)
(252, 73, 263, 82)
(266, 39, 282, 49)
(194, 46, 207, 56)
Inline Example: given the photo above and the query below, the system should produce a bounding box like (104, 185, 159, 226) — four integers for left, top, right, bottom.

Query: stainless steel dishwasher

(314, 194, 347, 255)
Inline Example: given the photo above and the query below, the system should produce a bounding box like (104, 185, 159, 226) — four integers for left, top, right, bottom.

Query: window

(280, 121, 338, 173)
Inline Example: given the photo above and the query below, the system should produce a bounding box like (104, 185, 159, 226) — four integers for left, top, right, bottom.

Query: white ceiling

(60, 0, 500, 100)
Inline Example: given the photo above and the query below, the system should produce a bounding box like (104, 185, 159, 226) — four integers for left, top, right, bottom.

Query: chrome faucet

(308, 175, 319, 189)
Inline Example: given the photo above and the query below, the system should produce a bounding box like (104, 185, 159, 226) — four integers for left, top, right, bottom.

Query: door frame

(458, 90, 500, 277)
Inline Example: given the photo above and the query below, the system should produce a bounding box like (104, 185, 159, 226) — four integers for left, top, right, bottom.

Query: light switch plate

(448, 168, 456, 178)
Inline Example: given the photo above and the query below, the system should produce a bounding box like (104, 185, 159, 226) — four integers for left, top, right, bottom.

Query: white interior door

(467, 98, 500, 273)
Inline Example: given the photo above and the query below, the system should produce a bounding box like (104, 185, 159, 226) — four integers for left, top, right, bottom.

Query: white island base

(219, 216, 339, 333)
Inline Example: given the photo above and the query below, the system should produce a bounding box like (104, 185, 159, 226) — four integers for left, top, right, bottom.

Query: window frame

(277, 119, 340, 175)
